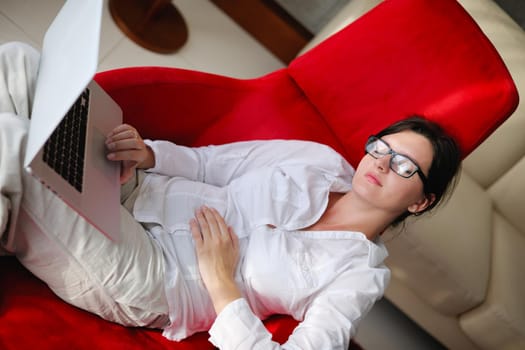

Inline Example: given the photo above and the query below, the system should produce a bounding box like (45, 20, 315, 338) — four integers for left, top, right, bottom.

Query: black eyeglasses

(365, 136, 428, 186)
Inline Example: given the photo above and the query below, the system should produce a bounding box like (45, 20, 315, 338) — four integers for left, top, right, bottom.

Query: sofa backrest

(459, 0, 525, 234)
(287, 0, 518, 167)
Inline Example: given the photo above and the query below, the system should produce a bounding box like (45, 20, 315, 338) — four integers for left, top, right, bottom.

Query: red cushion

(1, 0, 518, 349)
(289, 0, 518, 166)
(94, 67, 344, 154)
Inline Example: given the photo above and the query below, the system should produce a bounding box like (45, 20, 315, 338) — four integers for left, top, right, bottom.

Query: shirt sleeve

(144, 139, 353, 187)
(208, 264, 390, 350)
(208, 298, 281, 349)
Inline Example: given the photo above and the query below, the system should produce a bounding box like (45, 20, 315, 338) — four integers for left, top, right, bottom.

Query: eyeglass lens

(366, 137, 419, 178)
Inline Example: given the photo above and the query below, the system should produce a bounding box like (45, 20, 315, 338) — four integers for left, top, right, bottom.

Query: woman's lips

(365, 173, 382, 186)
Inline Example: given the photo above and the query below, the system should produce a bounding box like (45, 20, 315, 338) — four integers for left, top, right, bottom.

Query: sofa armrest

(460, 0, 525, 187)
(384, 172, 492, 315)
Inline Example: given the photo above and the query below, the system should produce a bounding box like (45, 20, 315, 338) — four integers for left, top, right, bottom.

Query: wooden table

(109, 0, 188, 54)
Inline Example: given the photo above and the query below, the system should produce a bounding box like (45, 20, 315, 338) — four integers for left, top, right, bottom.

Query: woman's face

(352, 130, 435, 217)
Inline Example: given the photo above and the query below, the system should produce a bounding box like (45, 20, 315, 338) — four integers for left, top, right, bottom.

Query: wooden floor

(210, 0, 313, 64)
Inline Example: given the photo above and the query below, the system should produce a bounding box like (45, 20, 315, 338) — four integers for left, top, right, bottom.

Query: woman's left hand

(190, 206, 241, 314)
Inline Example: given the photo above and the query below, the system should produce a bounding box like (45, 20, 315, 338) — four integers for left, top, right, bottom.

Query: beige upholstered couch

(303, 0, 525, 349)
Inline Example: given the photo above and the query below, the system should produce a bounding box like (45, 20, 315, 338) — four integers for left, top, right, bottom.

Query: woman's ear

(408, 193, 436, 215)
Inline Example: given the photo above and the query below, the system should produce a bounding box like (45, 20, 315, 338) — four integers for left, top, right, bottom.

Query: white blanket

(0, 42, 40, 254)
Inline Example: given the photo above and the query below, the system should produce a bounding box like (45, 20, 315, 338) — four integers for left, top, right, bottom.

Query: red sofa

(0, 0, 518, 348)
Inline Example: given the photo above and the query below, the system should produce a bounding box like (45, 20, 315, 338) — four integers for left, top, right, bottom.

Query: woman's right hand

(105, 124, 155, 184)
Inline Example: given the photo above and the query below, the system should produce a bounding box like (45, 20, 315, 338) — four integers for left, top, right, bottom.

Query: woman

(1, 42, 460, 350)
(102, 116, 461, 348)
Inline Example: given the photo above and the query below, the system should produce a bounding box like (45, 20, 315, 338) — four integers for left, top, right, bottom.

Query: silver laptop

(24, 0, 122, 241)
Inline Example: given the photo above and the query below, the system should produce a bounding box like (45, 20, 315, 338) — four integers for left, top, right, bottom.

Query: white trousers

(1, 42, 169, 328)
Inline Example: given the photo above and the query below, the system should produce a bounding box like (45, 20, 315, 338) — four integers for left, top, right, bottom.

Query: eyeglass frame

(364, 136, 429, 188)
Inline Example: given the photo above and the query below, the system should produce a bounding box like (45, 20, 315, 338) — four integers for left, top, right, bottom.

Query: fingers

(199, 207, 228, 237)
(205, 207, 230, 237)
(191, 206, 233, 243)
(106, 124, 142, 150)
(106, 149, 142, 161)
(107, 124, 141, 141)
(106, 124, 146, 163)
(107, 136, 141, 149)
(190, 218, 203, 248)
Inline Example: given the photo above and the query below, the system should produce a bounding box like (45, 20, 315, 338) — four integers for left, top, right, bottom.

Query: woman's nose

(374, 155, 391, 173)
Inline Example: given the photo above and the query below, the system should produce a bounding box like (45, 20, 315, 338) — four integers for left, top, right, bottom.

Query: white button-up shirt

(133, 139, 390, 349)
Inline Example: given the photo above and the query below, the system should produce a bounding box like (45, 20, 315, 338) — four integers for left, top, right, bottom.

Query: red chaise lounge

(0, 0, 518, 348)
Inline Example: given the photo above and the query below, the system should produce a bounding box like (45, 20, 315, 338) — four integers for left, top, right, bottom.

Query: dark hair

(374, 115, 461, 226)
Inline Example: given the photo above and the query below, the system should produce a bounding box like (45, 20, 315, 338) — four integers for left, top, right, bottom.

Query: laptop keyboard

(43, 88, 90, 193)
